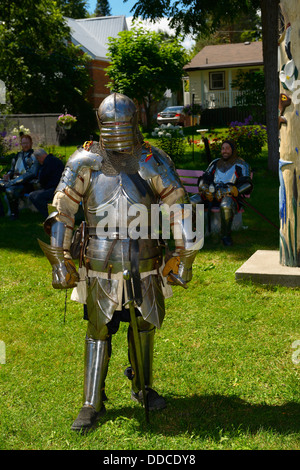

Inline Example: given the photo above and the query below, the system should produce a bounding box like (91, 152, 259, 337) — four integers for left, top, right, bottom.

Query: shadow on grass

(98, 393, 300, 440)
(0, 208, 84, 255)
(0, 210, 46, 255)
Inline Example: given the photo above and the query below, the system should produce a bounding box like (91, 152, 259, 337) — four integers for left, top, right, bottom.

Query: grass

(0, 132, 300, 450)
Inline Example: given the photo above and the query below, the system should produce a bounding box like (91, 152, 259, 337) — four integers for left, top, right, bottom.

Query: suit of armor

(198, 145, 253, 245)
(0, 148, 39, 218)
(39, 93, 200, 432)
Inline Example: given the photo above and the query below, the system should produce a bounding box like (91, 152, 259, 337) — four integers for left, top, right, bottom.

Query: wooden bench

(176, 168, 247, 234)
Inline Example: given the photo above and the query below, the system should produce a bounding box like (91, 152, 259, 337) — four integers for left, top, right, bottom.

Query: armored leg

(71, 335, 110, 432)
(127, 316, 166, 410)
(5, 184, 24, 219)
(220, 196, 236, 246)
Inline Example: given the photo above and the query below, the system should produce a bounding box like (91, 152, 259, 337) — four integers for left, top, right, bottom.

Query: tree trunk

(260, 0, 280, 173)
(278, 0, 300, 266)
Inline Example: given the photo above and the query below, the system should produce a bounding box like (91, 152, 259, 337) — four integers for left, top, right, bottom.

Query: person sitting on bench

(197, 140, 253, 246)
(0, 134, 39, 220)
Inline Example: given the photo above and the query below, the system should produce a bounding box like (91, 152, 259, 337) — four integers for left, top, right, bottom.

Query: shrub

(208, 116, 267, 160)
(152, 124, 186, 163)
(183, 103, 203, 116)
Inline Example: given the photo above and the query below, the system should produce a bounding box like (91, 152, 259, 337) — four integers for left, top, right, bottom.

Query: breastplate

(14, 155, 26, 175)
(214, 165, 237, 185)
(83, 171, 162, 273)
(84, 171, 158, 226)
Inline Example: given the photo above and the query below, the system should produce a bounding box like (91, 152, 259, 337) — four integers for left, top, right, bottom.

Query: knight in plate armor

(197, 140, 253, 246)
(0, 134, 39, 219)
(39, 93, 201, 432)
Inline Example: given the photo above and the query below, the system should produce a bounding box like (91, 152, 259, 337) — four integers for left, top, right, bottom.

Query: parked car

(157, 106, 185, 126)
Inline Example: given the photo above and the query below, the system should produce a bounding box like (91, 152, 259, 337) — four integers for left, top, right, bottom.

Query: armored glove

(199, 182, 214, 201)
(52, 258, 79, 289)
(215, 184, 238, 201)
(38, 239, 79, 289)
(228, 184, 238, 197)
(162, 256, 187, 288)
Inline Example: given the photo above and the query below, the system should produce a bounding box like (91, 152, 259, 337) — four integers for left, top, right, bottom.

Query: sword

(123, 269, 149, 423)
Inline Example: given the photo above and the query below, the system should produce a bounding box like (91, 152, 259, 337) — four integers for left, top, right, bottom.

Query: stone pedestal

(235, 250, 300, 287)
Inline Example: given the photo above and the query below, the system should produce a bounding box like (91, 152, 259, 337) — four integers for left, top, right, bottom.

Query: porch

(203, 90, 244, 109)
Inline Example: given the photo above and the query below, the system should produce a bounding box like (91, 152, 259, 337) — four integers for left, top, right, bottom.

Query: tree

(193, 7, 261, 52)
(128, 0, 279, 173)
(0, 0, 92, 120)
(231, 70, 266, 123)
(105, 25, 188, 128)
(56, 0, 88, 18)
(95, 0, 111, 16)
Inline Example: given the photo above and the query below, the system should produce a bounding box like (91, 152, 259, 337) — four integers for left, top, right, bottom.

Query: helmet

(97, 93, 139, 154)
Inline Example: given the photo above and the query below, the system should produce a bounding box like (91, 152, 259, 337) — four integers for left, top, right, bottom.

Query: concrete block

(235, 250, 300, 287)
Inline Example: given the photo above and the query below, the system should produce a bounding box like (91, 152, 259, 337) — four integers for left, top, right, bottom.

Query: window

(209, 72, 225, 90)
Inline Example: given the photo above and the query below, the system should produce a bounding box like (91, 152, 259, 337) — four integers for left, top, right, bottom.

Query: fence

(200, 106, 266, 128)
(0, 113, 61, 146)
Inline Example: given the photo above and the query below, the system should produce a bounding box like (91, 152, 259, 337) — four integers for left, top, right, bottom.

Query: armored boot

(71, 337, 110, 432)
(220, 197, 235, 246)
(127, 321, 166, 411)
(5, 189, 19, 220)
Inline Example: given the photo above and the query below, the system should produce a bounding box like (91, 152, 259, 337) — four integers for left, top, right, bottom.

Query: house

(183, 41, 264, 110)
(65, 16, 128, 109)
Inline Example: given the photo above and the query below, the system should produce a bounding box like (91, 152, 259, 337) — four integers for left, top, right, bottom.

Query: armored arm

(38, 147, 102, 289)
(38, 175, 85, 289)
(235, 161, 253, 196)
(198, 159, 218, 201)
(149, 149, 201, 284)
(227, 160, 253, 198)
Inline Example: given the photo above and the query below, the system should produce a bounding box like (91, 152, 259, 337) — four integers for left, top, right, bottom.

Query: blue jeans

(28, 187, 55, 219)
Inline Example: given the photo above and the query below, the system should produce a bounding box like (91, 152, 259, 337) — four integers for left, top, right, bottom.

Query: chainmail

(89, 131, 144, 176)
(217, 155, 239, 172)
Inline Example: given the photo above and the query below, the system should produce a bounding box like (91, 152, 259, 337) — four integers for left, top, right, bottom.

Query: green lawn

(0, 135, 299, 450)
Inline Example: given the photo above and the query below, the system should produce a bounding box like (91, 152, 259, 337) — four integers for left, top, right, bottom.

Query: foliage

(130, 0, 261, 37)
(231, 69, 266, 123)
(192, 7, 261, 53)
(0, 119, 26, 156)
(152, 124, 186, 163)
(183, 103, 203, 116)
(105, 25, 188, 129)
(94, 0, 111, 16)
(57, 114, 77, 127)
(0, 0, 92, 116)
(55, 0, 89, 18)
(207, 116, 267, 160)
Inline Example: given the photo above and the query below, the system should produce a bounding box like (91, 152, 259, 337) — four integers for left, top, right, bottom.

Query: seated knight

(198, 140, 253, 246)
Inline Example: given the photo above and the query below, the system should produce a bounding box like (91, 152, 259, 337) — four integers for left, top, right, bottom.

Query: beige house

(183, 41, 264, 109)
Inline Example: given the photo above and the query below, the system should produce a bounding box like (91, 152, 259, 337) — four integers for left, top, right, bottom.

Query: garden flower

(57, 114, 77, 127)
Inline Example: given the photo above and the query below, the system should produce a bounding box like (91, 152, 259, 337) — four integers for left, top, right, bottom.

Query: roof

(65, 16, 128, 61)
(184, 41, 263, 71)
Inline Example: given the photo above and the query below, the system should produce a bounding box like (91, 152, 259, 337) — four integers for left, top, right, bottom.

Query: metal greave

(128, 325, 155, 394)
(83, 336, 110, 412)
(220, 197, 235, 237)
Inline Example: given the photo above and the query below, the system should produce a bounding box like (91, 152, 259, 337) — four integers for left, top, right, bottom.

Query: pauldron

(55, 146, 103, 192)
(139, 145, 182, 190)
